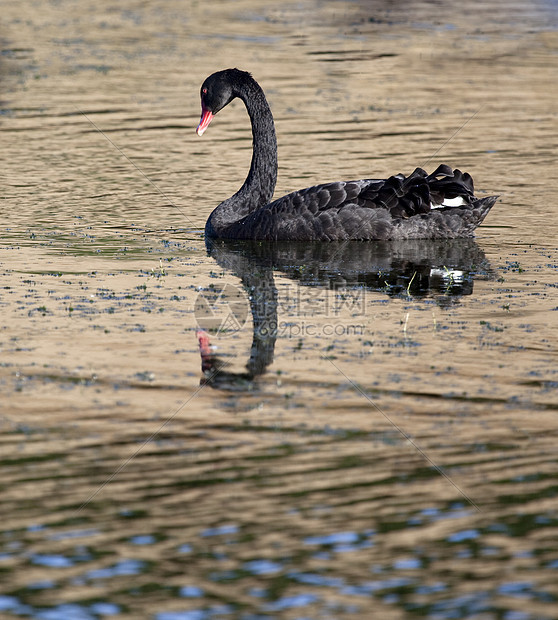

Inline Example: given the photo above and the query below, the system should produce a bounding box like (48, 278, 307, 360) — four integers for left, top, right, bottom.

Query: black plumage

(197, 69, 497, 241)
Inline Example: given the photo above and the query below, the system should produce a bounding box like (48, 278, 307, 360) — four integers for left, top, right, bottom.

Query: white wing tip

(431, 196, 466, 209)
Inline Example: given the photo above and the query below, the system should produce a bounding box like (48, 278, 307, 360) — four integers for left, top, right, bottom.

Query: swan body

(197, 69, 497, 241)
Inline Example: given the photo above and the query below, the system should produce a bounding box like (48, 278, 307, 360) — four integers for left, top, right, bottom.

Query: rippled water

(2, 1, 558, 618)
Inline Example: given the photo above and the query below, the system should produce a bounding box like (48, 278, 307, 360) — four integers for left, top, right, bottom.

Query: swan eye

(202, 87, 208, 95)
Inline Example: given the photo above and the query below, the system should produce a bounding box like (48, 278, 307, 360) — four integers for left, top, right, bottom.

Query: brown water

(1, 1, 558, 618)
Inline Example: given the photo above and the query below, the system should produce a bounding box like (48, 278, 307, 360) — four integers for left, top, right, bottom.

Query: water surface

(1, 1, 558, 618)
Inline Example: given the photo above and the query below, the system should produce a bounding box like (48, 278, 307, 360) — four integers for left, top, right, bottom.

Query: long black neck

(205, 75, 278, 237)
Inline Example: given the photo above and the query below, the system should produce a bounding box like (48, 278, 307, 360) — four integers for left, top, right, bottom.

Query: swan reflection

(197, 239, 492, 390)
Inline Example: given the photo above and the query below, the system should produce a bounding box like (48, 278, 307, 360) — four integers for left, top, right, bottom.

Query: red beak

(196, 105, 213, 136)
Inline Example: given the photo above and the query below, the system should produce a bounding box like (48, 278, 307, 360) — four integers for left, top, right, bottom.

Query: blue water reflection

(263, 592, 319, 612)
(200, 524, 239, 537)
(83, 559, 145, 581)
(129, 534, 156, 545)
(179, 586, 204, 598)
(30, 554, 74, 568)
(243, 559, 283, 575)
(0, 597, 121, 620)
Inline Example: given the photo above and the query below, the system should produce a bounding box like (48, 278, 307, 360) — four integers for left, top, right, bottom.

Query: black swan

(196, 69, 497, 241)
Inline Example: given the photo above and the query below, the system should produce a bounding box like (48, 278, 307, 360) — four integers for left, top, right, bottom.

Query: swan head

(196, 69, 252, 136)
